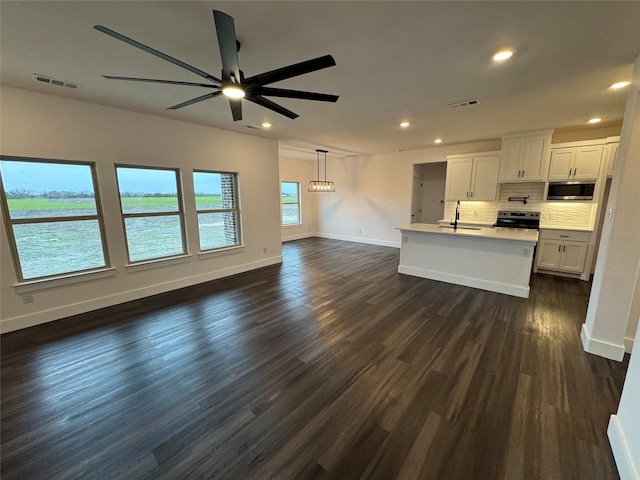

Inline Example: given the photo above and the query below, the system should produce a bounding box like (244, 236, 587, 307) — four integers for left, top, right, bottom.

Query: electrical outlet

(22, 293, 34, 304)
(523, 248, 530, 257)
(358, 229, 362, 234)
(263, 247, 267, 254)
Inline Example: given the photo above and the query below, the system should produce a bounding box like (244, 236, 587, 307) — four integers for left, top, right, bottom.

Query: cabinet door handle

(470, 191, 473, 198)
(559, 235, 569, 238)
(558, 245, 561, 252)
(563, 245, 566, 252)
(574, 167, 577, 177)
(522, 169, 525, 177)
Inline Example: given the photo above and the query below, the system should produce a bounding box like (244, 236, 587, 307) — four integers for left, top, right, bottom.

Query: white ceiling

(2, 1, 639, 160)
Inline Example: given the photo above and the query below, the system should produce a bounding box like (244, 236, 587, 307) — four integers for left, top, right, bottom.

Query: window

(193, 171, 241, 251)
(0, 157, 109, 281)
(281, 181, 301, 225)
(116, 166, 186, 263)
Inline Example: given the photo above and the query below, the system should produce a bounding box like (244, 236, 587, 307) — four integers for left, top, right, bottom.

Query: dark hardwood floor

(1, 238, 629, 479)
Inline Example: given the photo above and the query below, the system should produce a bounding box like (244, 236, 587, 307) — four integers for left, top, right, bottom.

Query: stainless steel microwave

(546, 181, 595, 201)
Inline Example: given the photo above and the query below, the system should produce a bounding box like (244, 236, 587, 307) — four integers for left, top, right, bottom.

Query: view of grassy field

(7, 193, 297, 279)
(7, 196, 225, 211)
(7, 195, 239, 279)
(7, 195, 299, 211)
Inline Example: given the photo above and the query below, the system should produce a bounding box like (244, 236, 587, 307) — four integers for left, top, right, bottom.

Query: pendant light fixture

(308, 149, 335, 192)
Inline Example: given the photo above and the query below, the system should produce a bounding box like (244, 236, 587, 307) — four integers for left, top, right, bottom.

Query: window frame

(0, 155, 111, 283)
(193, 169, 242, 252)
(115, 164, 188, 264)
(281, 181, 302, 226)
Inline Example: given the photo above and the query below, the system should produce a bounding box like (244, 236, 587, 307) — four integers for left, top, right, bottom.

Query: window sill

(282, 224, 303, 228)
(198, 245, 245, 259)
(14, 267, 117, 294)
(126, 254, 192, 272)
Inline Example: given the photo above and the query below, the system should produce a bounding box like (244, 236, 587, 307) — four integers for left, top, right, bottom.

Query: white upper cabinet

(445, 152, 500, 201)
(603, 137, 620, 177)
(499, 130, 553, 182)
(548, 144, 603, 181)
(446, 157, 474, 200)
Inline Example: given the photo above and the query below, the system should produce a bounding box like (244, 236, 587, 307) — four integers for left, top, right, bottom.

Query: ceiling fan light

(588, 117, 602, 124)
(222, 85, 245, 98)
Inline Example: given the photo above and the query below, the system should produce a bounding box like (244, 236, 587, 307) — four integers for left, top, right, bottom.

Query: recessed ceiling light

(610, 81, 630, 89)
(588, 117, 602, 124)
(261, 122, 272, 128)
(400, 121, 411, 128)
(492, 49, 515, 62)
(434, 138, 443, 144)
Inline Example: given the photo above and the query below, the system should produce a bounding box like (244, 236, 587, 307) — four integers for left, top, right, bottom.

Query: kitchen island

(397, 223, 538, 298)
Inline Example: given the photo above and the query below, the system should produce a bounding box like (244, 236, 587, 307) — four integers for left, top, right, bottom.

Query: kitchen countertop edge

(397, 223, 539, 243)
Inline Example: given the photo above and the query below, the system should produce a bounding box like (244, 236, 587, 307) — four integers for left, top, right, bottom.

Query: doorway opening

(412, 162, 447, 224)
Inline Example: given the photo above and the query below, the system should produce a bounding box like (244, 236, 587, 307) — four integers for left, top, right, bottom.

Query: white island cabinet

(397, 224, 538, 298)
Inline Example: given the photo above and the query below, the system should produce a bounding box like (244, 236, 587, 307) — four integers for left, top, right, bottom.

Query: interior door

(411, 175, 423, 223)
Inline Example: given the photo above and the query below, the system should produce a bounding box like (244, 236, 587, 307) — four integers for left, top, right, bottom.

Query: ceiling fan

(94, 10, 338, 121)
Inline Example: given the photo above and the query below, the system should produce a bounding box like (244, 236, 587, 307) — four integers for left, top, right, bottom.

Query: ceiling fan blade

(212, 10, 241, 83)
(251, 86, 338, 102)
(94, 25, 222, 86)
(168, 91, 222, 110)
(103, 76, 219, 88)
(228, 99, 242, 121)
(244, 55, 336, 87)
(246, 95, 298, 119)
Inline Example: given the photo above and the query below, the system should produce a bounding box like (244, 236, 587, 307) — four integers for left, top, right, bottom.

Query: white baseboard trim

(580, 323, 626, 361)
(0, 256, 283, 334)
(397, 265, 530, 298)
(282, 232, 315, 242)
(608, 414, 639, 480)
(624, 335, 635, 354)
(315, 232, 400, 249)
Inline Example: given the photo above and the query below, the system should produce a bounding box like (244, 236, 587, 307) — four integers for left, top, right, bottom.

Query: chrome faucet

(451, 200, 461, 230)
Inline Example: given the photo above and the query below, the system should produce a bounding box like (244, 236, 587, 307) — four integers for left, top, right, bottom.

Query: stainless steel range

(494, 211, 540, 230)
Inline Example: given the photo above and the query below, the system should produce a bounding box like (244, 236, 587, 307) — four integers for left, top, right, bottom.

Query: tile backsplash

(442, 182, 596, 229)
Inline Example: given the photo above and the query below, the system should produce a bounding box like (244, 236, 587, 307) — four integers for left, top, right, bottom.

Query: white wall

(315, 140, 501, 247)
(608, 314, 640, 479)
(582, 54, 640, 359)
(0, 86, 283, 333)
(279, 157, 317, 242)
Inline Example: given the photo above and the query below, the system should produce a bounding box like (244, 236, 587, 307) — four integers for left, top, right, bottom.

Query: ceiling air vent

(33, 74, 77, 89)
(448, 99, 480, 109)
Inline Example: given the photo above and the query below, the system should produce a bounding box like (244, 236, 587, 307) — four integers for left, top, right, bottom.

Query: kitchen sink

(439, 225, 482, 231)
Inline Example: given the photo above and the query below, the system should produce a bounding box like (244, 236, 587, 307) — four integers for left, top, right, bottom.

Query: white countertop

(397, 223, 539, 243)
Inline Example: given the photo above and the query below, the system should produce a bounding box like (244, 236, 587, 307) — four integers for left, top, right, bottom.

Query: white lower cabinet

(535, 229, 590, 276)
